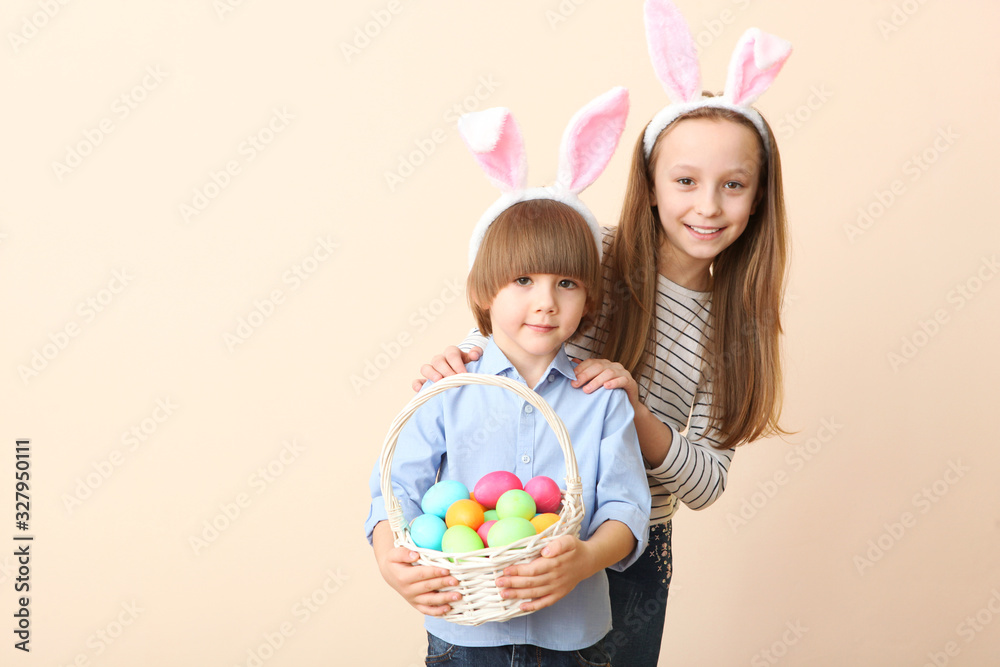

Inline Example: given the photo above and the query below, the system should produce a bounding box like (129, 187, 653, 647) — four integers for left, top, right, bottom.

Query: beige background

(3, 1, 998, 665)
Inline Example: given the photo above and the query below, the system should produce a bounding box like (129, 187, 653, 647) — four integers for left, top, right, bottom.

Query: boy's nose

(534, 286, 557, 312)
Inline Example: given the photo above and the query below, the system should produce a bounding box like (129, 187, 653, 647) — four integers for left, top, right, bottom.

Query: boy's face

(487, 273, 587, 377)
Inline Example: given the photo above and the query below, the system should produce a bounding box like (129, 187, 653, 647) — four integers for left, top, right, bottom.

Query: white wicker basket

(379, 373, 585, 626)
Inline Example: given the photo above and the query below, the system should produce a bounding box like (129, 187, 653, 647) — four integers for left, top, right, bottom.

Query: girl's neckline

(657, 272, 712, 299)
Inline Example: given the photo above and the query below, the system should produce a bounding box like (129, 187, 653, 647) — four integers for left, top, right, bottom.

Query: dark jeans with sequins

(603, 522, 672, 667)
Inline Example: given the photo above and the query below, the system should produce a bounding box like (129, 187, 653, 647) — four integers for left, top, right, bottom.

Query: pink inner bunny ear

(724, 28, 792, 107)
(557, 87, 630, 194)
(644, 0, 701, 103)
(458, 107, 527, 192)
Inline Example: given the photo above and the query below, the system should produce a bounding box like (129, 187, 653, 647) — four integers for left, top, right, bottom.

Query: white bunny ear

(458, 107, 527, 193)
(724, 28, 792, 107)
(557, 87, 630, 194)
(644, 0, 701, 103)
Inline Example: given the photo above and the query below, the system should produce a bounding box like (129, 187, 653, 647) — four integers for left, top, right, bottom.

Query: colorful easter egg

(524, 476, 562, 514)
(473, 471, 523, 510)
(409, 514, 447, 551)
(495, 489, 536, 520)
(445, 499, 486, 530)
(421, 480, 470, 519)
(530, 513, 560, 534)
(441, 525, 484, 553)
(477, 519, 497, 546)
(487, 517, 537, 548)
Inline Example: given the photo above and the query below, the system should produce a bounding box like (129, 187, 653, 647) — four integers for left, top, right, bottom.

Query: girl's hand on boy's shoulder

(412, 345, 483, 392)
(571, 358, 639, 405)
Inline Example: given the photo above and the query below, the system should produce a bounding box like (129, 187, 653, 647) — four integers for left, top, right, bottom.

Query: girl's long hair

(595, 104, 788, 449)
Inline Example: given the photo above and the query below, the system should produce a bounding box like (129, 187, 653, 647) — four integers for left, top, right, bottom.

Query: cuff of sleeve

(590, 502, 651, 572)
(363, 502, 389, 545)
(645, 422, 680, 479)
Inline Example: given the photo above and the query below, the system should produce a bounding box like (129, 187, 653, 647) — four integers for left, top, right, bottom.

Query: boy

(365, 199, 650, 665)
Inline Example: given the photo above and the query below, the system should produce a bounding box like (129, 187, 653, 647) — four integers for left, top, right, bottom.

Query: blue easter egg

(420, 480, 470, 519)
(409, 514, 447, 551)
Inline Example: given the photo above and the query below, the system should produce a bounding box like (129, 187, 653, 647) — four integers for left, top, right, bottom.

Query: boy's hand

(377, 545, 461, 616)
(494, 535, 593, 613)
(571, 358, 639, 405)
(412, 345, 483, 392)
(373, 522, 460, 616)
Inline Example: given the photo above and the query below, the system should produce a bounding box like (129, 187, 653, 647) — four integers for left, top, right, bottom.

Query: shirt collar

(479, 336, 578, 387)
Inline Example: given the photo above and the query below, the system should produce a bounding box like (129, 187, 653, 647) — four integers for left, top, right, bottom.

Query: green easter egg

(441, 525, 484, 553)
(495, 489, 536, 520)
(487, 517, 537, 548)
(483, 509, 499, 522)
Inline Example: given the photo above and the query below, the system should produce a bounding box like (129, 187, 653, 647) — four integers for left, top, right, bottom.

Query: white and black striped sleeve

(645, 379, 734, 511)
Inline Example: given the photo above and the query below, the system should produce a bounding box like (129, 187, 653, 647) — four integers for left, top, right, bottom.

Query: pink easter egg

(477, 519, 497, 546)
(524, 476, 562, 514)
(473, 471, 523, 510)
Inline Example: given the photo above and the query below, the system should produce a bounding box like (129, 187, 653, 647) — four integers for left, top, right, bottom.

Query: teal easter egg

(409, 514, 447, 551)
(441, 525, 485, 553)
(421, 480, 470, 519)
(487, 517, 537, 548)
(495, 489, 536, 520)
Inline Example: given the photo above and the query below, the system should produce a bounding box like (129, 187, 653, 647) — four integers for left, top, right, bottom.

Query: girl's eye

(724, 181, 745, 190)
(676, 178, 694, 186)
(558, 279, 578, 289)
(514, 277, 532, 286)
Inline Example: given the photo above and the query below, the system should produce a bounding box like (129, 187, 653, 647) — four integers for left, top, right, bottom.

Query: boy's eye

(558, 279, 578, 289)
(514, 277, 532, 286)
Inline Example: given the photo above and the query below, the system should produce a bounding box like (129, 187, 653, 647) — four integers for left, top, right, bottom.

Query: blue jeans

(603, 522, 672, 667)
(425, 633, 611, 667)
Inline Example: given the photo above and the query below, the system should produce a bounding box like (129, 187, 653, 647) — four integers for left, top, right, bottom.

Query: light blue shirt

(365, 339, 651, 651)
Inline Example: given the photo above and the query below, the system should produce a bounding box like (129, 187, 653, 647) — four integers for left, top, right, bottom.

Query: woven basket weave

(379, 373, 585, 626)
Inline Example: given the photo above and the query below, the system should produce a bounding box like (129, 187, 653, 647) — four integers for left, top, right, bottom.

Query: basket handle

(378, 373, 582, 543)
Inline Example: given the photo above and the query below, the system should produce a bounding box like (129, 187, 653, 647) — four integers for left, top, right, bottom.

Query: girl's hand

(412, 345, 483, 392)
(376, 544, 461, 616)
(571, 358, 639, 405)
(494, 535, 592, 613)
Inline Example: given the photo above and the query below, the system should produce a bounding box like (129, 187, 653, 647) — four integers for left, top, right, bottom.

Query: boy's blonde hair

(468, 199, 602, 338)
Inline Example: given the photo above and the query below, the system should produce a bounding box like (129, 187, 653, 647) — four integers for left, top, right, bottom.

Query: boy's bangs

(481, 201, 597, 287)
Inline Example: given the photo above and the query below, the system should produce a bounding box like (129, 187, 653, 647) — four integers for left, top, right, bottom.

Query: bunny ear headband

(459, 86, 630, 268)
(642, 0, 791, 158)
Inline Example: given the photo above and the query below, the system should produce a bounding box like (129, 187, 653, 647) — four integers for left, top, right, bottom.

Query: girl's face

(649, 117, 762, 285)
(487, 273, 586, 381)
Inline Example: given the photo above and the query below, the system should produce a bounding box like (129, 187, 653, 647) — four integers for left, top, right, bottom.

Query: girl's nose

(695, 191, 722, 217)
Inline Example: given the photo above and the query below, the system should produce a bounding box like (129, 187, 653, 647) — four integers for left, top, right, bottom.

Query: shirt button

(521, 455, 531, 463)
(547, 374, 555, 383)
(524, 405, 533, 414)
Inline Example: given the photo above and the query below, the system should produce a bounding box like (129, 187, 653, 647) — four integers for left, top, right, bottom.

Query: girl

(415, 3, 792, 664)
